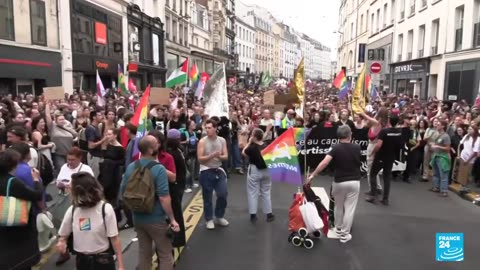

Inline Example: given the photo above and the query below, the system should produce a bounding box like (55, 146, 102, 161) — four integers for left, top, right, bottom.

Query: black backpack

(33, 148, 54, 186)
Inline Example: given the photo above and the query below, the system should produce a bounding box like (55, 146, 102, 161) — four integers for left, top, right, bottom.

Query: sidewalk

(449, 182, 480, 206)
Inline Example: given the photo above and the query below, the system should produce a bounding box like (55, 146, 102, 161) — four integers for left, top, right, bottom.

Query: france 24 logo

(436, 233, 464, 262)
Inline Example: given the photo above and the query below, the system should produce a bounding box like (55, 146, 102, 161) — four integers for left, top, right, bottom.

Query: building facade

(165, 0, 192, 76)
(0, 0, 62, 95)
(191, 0, 216, 74)
(281, 24, 298, 79)
(235, 14, 256, 74)
(339, 0, 480, 103)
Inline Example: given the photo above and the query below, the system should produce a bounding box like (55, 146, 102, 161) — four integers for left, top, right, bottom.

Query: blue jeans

(230, 140, 242, 169)
(199, 168, 228, 221)
(186, 156, 199, 187)
(432, 157, 449, 193)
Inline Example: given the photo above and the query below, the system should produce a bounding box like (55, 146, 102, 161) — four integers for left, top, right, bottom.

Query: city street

(39, 173, 480, 269)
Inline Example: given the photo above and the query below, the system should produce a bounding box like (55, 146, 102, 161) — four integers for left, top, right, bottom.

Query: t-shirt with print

(375, 127, 404, 162)
(432, 132, 451, 154)
(460, 135, 480, 163)
(58, 201, 118, 254)
(120, 159, 170, 225)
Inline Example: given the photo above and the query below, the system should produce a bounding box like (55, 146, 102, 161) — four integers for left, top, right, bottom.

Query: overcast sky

(240, 0, 339, 60)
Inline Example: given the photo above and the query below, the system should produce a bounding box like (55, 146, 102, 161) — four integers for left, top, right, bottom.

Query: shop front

(70, 0, 124, 92)
(0, 44, 61, 96)
(190, 50, 216, 75)
(390, 58, 430, 99)
(444, 58, 480, 104)
(365, 33, 392, 93)
(127, 4, 167, 91)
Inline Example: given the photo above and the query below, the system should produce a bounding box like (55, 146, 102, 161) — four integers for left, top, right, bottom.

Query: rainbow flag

(189, 64, 199, 87)
(365, 74, 373, 94)
(294, 127, 311, 152)
(131, 85, 151, 159)
(261, 128, 303, 185)
(333, 69, 349, 98)
(195, 72, 209, 98)
(118, 64, 129, 96)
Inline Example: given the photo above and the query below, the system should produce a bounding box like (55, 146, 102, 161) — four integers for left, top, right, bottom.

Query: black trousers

(370, 158, 394, 200)
(76, 253, 116, 270)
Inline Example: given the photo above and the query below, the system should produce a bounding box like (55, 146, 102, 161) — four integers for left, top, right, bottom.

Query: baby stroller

(287, 184, 329, 249)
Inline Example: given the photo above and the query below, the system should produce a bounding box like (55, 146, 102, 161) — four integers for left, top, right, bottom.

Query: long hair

(70, 172, 104, 208)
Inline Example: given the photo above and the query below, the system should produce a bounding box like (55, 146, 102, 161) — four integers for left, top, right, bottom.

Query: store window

(167, 53, 178, 75)
(446, 61, 477, 103)
(0, 0, 14, 40)
(30, 0, 46, 45)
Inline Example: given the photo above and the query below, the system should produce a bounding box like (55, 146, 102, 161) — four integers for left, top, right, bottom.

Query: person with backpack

(56, 172, 125, 270)
(120, 135, 179, 270)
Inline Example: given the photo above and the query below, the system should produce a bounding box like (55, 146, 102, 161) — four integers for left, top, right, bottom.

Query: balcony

(397, 54, 402, 62)
(407, 52, 412, 60)
(213, 47, 230, 58)
(431, 46, 438, 55)
(418, 49, 424, 57)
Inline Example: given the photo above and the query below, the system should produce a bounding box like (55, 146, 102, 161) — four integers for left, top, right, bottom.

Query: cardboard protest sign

(43, 87, 65, 101)
(150, 87, 170, 105)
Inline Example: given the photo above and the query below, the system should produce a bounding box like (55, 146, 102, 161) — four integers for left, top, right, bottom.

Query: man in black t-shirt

(366, 115, 403, 206)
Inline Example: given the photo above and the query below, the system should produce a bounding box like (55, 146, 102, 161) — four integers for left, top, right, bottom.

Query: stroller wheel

(288, 232, 297, 242)
(298, 228, 308, 238)
(291, 235, 302, 247)
(303, 238, 314, 249)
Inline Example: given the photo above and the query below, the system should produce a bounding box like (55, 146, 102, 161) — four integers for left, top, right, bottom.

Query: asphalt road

(37, 173, 480, 270)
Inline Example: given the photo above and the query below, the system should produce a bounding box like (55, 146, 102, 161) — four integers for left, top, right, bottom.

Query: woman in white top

(56, 147, 94, 191)
(459, 126, 479, 164)
(57, 172, 125, 270)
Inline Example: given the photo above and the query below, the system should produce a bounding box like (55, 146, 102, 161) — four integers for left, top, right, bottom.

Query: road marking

(152, 190, 204, 268)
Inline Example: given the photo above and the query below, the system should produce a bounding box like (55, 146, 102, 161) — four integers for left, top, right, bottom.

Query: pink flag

(96, 70, 106, 107)
(128, 78, 137, 93)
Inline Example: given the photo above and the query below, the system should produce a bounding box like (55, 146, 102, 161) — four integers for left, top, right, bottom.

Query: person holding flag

(307, 125, 361, 243)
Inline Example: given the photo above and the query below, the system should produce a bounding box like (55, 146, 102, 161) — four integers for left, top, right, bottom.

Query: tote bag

(0, 177, 32, 226)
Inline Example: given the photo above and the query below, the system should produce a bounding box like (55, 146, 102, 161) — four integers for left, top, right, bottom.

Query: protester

(308, 125, 361, 243)
(197, 119, 229, 230)
(242, 128, 274, 223)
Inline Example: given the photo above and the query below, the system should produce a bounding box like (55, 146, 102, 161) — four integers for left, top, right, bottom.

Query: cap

(167, 129, 181, 139)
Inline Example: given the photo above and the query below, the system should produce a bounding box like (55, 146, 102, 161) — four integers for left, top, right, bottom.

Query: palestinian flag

(166, 59, 188, 88)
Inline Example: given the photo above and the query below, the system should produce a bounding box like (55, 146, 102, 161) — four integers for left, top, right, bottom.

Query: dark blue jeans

(199, 168, 228, 221)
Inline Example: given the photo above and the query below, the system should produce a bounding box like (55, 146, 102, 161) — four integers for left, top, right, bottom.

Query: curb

(448, 183, 480, 206)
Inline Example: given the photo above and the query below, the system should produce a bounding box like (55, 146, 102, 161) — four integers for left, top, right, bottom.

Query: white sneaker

(340, 234, 352, 243)
(193, 183, 199, 188)
(206, 220, 215, 230)
(185, 188, 193, 193)
(215, 218, 229, 227)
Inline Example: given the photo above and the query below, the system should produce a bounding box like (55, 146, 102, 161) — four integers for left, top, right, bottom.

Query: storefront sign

(394, 63, 424, 73)
(96, 61, 109, 69)
(95, 22, 107, 45)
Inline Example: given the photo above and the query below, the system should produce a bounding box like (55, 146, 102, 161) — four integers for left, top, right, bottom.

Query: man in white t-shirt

(56, 149, 94, 188)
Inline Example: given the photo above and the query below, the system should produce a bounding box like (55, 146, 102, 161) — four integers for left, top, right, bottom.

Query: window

(72, 14, 93, 54)
(350, 22, 354, 40)
(371, 13, 375, 33)
(172, 20, 177, 42)
(418, 25, 425, 57)
(376, 9, 380, 31)
(152, 34, 160, 65)
(108, 15, 122, 58)
(30, 0, 46, 45)
(397, 34, 403, 61)
(431, 19, 439, 54)
(360, 14, 364, 32)
(383, 4, 388, 27)
(400, 0, 405, 19)
(391, 0, 395, 23)
(455, 5, 464, 51)
(165, 16, 170, 39)
(407, 30, 413, 59)
(473, 0, 480, 47)
(0, 0, 14, 40)
(128, 23, 139, 61)
(184, 26, 188, 46)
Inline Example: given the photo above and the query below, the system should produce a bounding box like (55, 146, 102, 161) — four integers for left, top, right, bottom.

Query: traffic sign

(370, 62, 382, 74)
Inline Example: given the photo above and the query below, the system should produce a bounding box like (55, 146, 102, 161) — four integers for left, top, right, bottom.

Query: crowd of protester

(0, 83, 479, 269)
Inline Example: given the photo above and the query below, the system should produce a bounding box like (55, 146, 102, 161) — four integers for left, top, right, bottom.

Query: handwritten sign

(263, 90, 275, 105)
(43, 87, 65, 101)
(150, 87, 170, 105)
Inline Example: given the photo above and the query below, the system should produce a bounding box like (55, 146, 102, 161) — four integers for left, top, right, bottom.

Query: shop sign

(96, 61, 109, 69)
(95, 22, 107, 45)
(394, 63, 424, 73)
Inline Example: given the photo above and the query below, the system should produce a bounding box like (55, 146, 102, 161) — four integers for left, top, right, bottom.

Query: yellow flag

(352, 66, 367, 114)
(290, 58, 305, 104)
